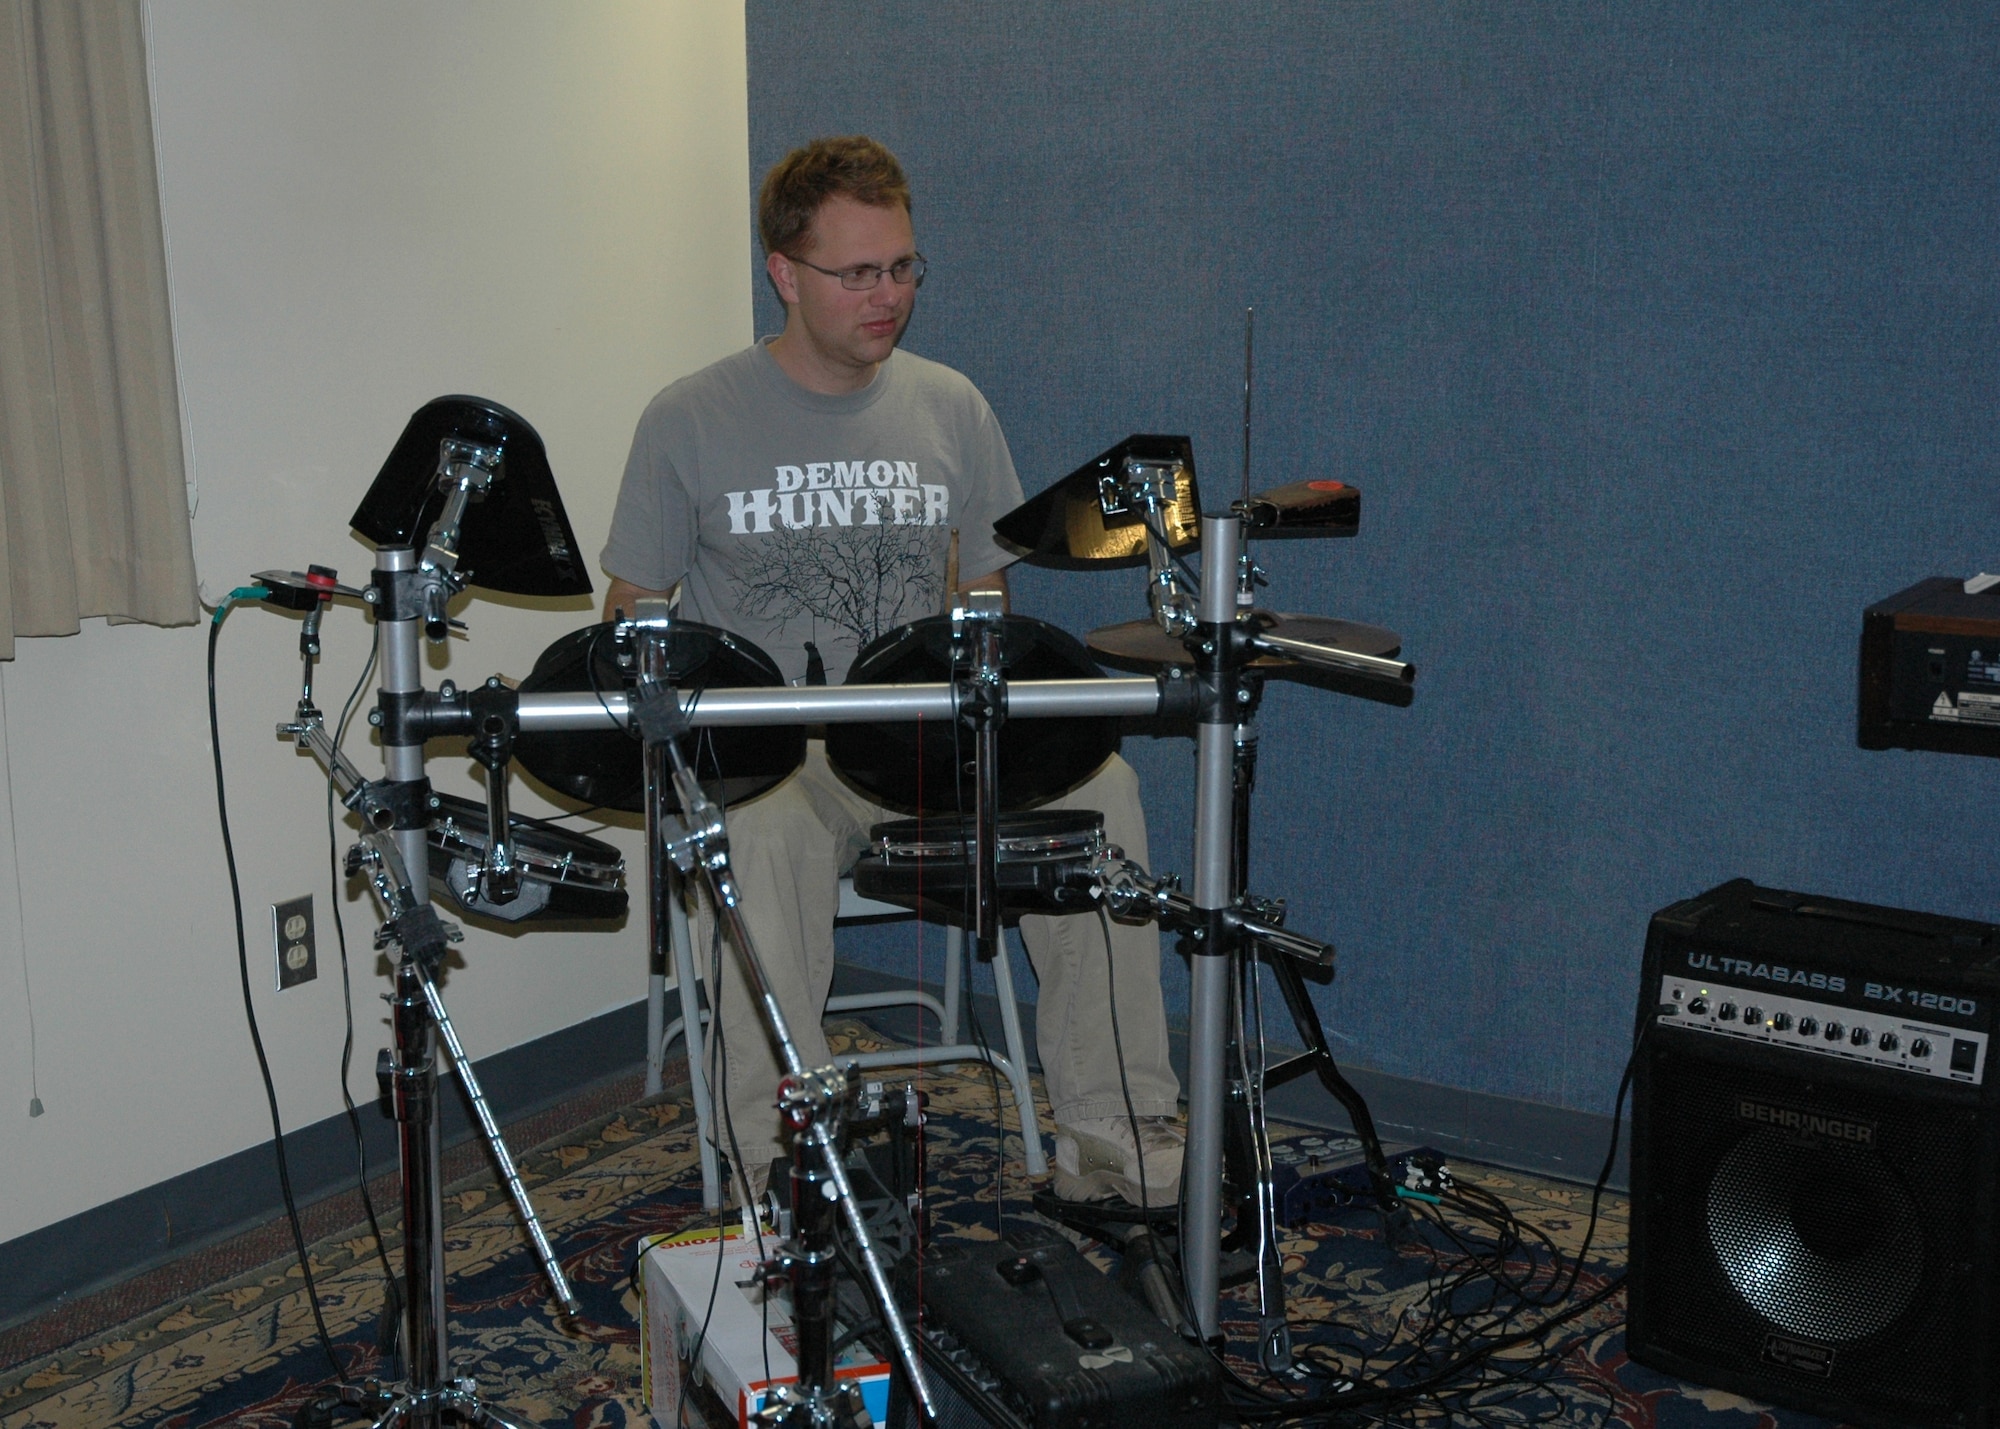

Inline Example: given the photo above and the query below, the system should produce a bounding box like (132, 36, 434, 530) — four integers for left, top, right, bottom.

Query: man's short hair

(758, 136, 911, 257)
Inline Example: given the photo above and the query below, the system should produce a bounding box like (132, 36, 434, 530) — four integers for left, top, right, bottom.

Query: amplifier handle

(1749, 891, 1984, 945)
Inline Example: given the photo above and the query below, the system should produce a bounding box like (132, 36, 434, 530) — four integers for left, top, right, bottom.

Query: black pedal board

(891, 1223, 1219, 1429)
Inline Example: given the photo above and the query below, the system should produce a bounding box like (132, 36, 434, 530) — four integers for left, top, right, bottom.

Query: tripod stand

(283, 541, 582, 1429)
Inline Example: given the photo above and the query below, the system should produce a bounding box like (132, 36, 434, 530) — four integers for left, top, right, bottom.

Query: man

(600, 136, 1181, 1207)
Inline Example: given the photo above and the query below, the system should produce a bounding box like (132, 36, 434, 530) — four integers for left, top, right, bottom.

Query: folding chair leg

(988, 934, 1047, 1176)
(669, 880, 723, 1211)
(645, 968, 666, 1099)
(942, 925, 964, 1044)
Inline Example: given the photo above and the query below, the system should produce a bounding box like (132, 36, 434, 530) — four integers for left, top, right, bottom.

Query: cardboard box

(639, 1228, 892, 1428)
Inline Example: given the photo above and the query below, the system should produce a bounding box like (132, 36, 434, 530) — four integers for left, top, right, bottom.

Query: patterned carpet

(0, 1020, 1838, 1429)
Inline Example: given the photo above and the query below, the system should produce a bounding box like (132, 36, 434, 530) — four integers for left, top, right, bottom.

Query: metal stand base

(297, 1379, 535, 1429)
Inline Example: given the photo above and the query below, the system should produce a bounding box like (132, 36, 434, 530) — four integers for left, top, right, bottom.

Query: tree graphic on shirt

(736, 523, 943, 652)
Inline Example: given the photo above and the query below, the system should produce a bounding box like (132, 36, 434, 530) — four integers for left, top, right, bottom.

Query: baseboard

(829, 962, 1629, 1193)
(0, 996, 658, 1332)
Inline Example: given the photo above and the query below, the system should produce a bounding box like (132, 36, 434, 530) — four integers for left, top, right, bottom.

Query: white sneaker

(1052, 1116, 1184, 1207)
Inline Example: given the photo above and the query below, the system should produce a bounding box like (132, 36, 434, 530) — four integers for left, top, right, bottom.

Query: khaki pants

(688, 743, 1180, 1192)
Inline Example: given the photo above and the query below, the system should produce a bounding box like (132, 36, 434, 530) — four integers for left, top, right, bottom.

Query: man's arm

(602, 577, 677, 622)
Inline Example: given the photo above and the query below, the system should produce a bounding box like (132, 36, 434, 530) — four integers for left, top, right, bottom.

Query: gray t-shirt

(601, 339, 1023, 684)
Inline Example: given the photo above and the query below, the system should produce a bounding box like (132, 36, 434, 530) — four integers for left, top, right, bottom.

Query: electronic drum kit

(264, 394, 1415, 1428)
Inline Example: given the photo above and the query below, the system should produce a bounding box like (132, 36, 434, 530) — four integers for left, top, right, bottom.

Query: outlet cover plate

(273, 895, 317, 989)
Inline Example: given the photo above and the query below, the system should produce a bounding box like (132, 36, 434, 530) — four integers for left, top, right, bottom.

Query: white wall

(0, 0, 752, 1245)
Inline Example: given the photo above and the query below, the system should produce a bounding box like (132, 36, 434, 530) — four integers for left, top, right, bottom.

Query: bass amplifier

(889, 1223, 1218, 1429)
(1859, 575, 2000, 757)
(1629, 878, 2000, 1428)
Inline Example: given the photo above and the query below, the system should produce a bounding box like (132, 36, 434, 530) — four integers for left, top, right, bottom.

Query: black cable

(1176, 1016, 1639, 1424)
(587, 622, 640, 742)
(672, 1198, 728, 1429)
(208, 602, 347, 1383)
(958, 966, 1009, 1236)
(527, 802, 615, 825)
(1137, 507, 1202, 591)
(1210, 1055, 1640, 1425)
(1098, 906, 1152, 1215)
(826, 1133, 918, 1348)
(325, 623, 394, 1291)
(673, 868, 747, 1429)
(678, 982, 730, 1429)
(662, 732, 776, 1422)
(706, 879, 775, 1394)
(1547, 1033, 1642, 1307)
(1238, 1238, 1621, 1421)
(1279, 1274, 1627, 1419)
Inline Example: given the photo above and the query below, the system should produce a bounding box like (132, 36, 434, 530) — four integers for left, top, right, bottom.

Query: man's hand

(602, 577, 675, 623)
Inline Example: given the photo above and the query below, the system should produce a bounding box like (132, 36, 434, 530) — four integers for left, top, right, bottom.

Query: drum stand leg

(955, 602, 1048, 1174)
(1261, 953, 1410, 1236)
(300, 548, 576, 1428)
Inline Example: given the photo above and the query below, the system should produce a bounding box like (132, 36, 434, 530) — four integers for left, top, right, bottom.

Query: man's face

(768, 195, 918, 382)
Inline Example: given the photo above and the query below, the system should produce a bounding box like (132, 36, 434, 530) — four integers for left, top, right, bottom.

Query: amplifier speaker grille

(1634, 1040, 1982, 1420)
(1706, 1128, 1923, 1342)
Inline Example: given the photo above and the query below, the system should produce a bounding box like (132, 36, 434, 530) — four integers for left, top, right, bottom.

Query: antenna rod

(1241, 306, 1255, 503)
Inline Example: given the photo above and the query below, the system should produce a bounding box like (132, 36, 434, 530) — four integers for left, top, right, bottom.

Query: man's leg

(1015, 754, 1182, 1202)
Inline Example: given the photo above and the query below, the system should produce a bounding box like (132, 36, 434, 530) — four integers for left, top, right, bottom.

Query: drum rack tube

(511, 673, 1187, 731)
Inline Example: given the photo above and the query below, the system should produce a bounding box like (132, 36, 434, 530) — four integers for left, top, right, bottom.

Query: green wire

(212, 585, 271, 625)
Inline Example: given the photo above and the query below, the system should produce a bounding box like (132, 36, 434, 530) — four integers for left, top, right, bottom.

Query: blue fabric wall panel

(752, 2, 2000, 1114)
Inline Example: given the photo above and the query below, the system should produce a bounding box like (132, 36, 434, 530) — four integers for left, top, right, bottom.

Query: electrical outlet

(273, 895, 317, 989)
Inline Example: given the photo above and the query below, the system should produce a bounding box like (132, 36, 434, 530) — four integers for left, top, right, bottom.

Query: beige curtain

(0, 0, 196, 661)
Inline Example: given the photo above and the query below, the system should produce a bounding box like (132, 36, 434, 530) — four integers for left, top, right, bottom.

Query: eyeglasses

(787, 252, 928, 291)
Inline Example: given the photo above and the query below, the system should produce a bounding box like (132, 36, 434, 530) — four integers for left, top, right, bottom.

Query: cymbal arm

(1249, 630, 1414, 686)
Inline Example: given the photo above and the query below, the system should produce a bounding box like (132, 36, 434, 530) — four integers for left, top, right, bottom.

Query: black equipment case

(891, 1223, 1218, 1429)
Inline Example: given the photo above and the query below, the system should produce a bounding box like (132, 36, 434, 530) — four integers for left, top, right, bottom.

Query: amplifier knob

(1851, 1025, 1870, 1046)
(1688, 997, 1709, 1015)
(1824, 1022, 1844, 1041)
(1770, 1012, 1793, 1031)
(1879, 1031, 1901, 1052)
(1717, 1002, 1737, 1021)
(1912, 1037, 1933, 1058)
(1797, 1016, 1817, 1036)
(1743, 1006, 1763, 1025)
